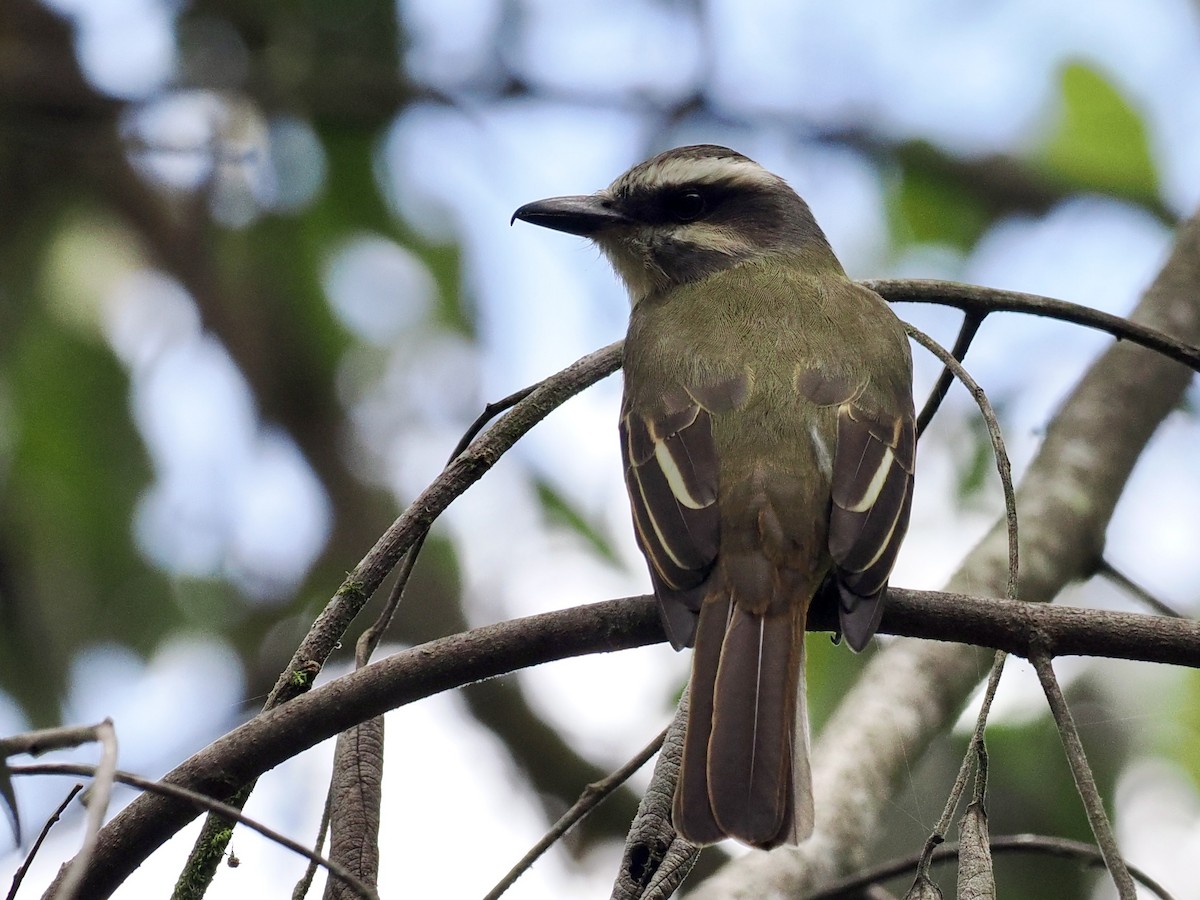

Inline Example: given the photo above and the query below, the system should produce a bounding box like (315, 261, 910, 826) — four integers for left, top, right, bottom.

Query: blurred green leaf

(1039, 61, 1158, 201)
(805, 630, 873, 733)
(955, 413, 998, 503)
(890, 146, 993, 249)
(533, 478, 620, 565)
(1164, 667, 1200, 787)
(420, 241, 472, 337)
(2, 310, 171, 721)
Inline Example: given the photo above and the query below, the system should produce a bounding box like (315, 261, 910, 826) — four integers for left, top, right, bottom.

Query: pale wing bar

(828, 403, 915, 650)
(620, 395, 720, 649)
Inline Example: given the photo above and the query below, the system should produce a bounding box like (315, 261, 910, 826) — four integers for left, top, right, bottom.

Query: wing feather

(620, 402, 717, 648)
(828, 402, 915, 651)
(621, 376, 746, 649)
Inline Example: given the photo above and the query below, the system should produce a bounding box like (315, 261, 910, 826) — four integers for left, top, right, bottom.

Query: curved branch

(173, 342, 624, 898)
(40, 587, 1200, 898)
(864, 278, 1200, 372)
(1031, 653, 1135, 898)
(43, 598, 661, 899)
(905, 325, 1017, 599)
(7, 785, 82, 900)
(806, 833, 1173, 900)
(12, 764, 378, 900)
(915, 311, 984, 438)
(265, 339, 624, 710)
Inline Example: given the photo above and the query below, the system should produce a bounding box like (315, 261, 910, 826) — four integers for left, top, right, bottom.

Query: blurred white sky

(5, 0, 1200, 897)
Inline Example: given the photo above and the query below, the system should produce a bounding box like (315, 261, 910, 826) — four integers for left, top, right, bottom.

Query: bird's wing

(620, 378, 745, 649)
(827, 397, 915, 651)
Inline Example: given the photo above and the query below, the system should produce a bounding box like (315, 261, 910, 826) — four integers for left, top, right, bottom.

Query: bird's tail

(673, 593, 813, 848)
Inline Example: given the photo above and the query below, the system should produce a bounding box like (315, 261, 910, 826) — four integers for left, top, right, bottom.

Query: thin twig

(911, 652, 1005, 892)
(449, 384, 539, 463)
(356, 380, 534, 667)
(806, 833, 1173, 900)
(52, 720, 118, 900)
(64, 597, 661, 899)
(177, 342, 624, 899)
(6, 784, 83, 900)
(292, 775, 334, 900)
(905, 322, 1017, 885)
(1096, 559, 1184, 619)
(0, 765, 16, 845)
(484, 725, 669, 900)
(322, 379, 544, 898)
(971, 741, 988, 806)
(904, 324, 1018, 602)
(930, 653, 1007, 843)
(0, 722, 115, 847)
(865, 279, 1200, 373)
(265, 338, 623, 709)
(1030, 653, 1136, 900)
(12, 763, 379, 900)
(0, 720, 118, 900)
(916, 311, 984, 439)
(0, 724, 115, 759)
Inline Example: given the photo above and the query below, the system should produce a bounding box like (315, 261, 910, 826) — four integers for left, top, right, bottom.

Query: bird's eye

(665, 189, 706, 223)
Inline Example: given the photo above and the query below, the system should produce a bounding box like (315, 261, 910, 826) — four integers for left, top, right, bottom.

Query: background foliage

(2, 0, 1199, 897)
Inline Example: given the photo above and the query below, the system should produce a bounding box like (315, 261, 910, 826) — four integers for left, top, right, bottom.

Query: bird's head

(512, 144, 834, 303)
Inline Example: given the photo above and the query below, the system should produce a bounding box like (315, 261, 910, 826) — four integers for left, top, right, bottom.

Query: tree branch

(12, 764, 377, 900)
(264, 340, 624, 710)
(41, 598, 661, 899)
(864, 278, 1200, 373)
(805, 832, 1173, 900)
(1030, 653, 1135, 899)
(171, 340, 625, 897)
(40, 586, 1200, 898)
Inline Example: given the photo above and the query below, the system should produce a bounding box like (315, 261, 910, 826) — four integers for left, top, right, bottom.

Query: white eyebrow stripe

(619, 156, 778, 193)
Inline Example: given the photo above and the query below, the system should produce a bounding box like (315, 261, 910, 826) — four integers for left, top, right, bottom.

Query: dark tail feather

(673, 595, 814, 848)
(673, 596, 729, 845)
(706, 603, 808, 847)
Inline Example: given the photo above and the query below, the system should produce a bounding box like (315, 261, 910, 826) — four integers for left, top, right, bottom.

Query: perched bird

(513, 145, 914, 848)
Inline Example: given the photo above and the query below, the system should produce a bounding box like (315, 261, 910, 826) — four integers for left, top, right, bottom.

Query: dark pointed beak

(511, 194, 628, 236)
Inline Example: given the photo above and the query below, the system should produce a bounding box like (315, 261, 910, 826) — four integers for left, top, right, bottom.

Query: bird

(512, 144, 915, 849)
